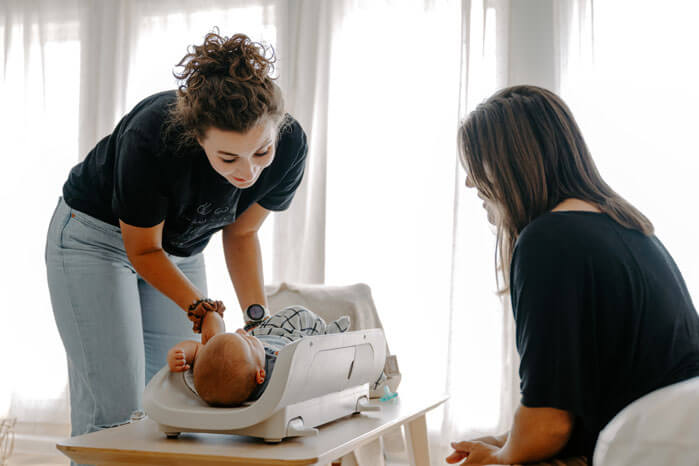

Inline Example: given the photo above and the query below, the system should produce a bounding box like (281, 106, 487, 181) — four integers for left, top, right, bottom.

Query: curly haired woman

(45, 30, 307, 439)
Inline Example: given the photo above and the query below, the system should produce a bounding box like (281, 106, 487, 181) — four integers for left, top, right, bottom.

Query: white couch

(593, 376, 699, 465)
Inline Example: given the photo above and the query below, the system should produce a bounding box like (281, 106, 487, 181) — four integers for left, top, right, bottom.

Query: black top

(63, 90, 308, 257)
(511, 211, 699, 460)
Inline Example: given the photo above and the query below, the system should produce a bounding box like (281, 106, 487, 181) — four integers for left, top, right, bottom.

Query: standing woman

(447, 85, 699, 465)
(45, 31, 307, 438)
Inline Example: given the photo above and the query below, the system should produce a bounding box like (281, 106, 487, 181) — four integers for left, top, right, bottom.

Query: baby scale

(143, 329, 386, 442)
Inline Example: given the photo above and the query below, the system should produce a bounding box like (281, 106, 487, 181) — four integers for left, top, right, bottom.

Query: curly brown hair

(164, 29, 286, 150)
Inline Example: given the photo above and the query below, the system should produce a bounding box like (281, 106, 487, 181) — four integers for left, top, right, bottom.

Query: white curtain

(318, 0, 526, 461)
(555, 0, 699, 303)
(271, 0, 338, 284)
(322, 1, 463, 461)
(1, 1, 82, 452)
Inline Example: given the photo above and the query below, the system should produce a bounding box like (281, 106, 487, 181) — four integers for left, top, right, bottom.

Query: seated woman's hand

(167, 347, 190, 372)
(201, 310, 225, 344)
(446, 440, 506, 465)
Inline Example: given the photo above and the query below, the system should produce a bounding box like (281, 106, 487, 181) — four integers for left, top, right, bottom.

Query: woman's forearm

(129, 249, 203, 311)
(222, 230, 267, 311)
(474, 432, 509, 448)
(495, 405, 573, 465)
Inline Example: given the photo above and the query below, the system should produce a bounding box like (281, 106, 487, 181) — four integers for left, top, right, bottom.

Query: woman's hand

(201, 311, 226, 344)
(167, 347, 190, 372)
(446, 440, 507, 465)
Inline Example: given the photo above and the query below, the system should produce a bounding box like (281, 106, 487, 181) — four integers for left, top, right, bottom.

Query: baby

(167, 305, 350, 406)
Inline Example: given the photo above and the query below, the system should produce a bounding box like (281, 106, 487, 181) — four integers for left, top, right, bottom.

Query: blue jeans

(45, 197, 205, 440)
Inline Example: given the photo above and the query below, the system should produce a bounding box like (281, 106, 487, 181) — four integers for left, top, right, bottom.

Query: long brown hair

(164, 29, 286, 151)
(458, 85, 653, 294)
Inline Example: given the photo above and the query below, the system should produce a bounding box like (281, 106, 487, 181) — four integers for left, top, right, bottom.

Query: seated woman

(447, 85, 699, 465)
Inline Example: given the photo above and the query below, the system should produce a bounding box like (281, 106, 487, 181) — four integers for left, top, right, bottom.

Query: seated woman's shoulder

(515, 211, 614, 262)
(519, 211, 591, 241)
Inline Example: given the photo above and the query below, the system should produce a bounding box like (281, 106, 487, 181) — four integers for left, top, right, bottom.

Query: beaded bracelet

(187, 298, 226, 333)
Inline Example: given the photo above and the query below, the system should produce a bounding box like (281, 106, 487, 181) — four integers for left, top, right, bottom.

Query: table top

(57, 391, 448, 465)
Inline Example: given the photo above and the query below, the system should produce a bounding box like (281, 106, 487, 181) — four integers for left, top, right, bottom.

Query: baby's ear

(255, 368, 266, 385)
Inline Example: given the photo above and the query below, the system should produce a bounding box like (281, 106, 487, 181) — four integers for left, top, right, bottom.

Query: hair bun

(226, 34, 273, 82)
(176, 29, 275, 86)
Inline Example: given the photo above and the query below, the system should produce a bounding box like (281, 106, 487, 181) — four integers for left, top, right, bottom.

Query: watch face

(247, 304, 265, 320)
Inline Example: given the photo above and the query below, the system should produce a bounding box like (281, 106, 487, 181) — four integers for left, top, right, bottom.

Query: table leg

(404, 414, 429, 466)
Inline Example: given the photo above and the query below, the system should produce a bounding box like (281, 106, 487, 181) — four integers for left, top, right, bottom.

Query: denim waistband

(56, 197, 122, 235)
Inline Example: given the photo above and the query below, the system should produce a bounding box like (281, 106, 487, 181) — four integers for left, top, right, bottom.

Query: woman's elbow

(538, 409, 575, 455)
(514, 405, 575, 461)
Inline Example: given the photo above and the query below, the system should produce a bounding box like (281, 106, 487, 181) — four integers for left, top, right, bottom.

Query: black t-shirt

(63, 90, 308, 256)
(511, 211, 699, 460)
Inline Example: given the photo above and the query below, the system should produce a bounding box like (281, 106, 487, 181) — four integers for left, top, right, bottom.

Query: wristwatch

(245, 304, 268, 322)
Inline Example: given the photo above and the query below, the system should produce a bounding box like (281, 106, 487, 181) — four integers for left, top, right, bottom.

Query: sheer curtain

(270, 0, 340, 285)
(556, 0, 699, 302)
(322, 0, 518, 461)
(1, 1, 82, 451)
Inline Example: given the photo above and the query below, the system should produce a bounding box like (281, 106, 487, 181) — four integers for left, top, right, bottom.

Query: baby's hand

(167, 347, 190, 372)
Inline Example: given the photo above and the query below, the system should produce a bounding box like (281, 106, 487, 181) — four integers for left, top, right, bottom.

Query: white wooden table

(57, 392, 447, 465)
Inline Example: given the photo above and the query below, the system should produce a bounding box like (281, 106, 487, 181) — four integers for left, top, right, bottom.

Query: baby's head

(193, 330, 266, 406)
